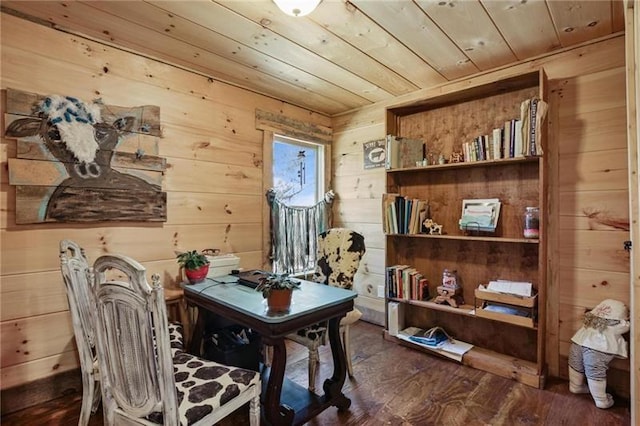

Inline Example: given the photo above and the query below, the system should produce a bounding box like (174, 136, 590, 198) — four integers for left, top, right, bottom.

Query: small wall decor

(4, 88, 167, 224)
(363, 138, 386, 169)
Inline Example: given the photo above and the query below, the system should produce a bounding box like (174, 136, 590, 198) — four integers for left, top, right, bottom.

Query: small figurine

(422, 218, 443, 235)
(568, 299, 630, 409)
(450, 150, 464, 163)
(433, 269, 464, 307)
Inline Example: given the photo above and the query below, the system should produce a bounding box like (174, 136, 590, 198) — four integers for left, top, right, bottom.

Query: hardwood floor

(1, 321, 630, 425)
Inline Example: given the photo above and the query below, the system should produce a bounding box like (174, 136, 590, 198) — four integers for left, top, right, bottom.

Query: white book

(492, 128, 503, 159)
(388, 302, 405, 336)
(514, 119, 524, 157)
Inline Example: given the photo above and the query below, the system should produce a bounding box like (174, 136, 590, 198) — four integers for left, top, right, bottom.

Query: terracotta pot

(185, 264, 209, 284)
(267, 288, 292, 312)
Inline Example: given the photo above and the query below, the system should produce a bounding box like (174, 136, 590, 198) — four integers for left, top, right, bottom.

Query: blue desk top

(183, 276, 356, 324)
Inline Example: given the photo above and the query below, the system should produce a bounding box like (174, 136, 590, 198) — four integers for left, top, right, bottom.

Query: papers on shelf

(482, 304, 531, 317)
(459, 198, 501, 233)
(397, 327, 473, 362)
(484, 280, 532, 297)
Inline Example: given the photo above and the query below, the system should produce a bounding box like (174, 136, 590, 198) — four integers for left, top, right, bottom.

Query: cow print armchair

(286, 228, 366, 391)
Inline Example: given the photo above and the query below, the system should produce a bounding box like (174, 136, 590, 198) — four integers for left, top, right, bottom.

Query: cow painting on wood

(5, 94, 167, 223)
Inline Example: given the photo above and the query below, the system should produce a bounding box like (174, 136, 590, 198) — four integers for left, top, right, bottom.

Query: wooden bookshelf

(383, 69, 547, 388)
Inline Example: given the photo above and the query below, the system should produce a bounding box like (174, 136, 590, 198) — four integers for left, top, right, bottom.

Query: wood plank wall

(624, 1, 639, 420)
(0, 13, 330, 392)
(331, 35, 631, 396)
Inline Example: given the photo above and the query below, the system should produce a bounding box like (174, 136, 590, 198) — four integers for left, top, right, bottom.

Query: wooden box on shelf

(474, 289, 537, 329)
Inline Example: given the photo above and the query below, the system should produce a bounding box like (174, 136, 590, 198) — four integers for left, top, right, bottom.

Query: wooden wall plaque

(4, 88, 167, 224)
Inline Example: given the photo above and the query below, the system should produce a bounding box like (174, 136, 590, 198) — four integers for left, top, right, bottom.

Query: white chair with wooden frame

(92, 253, 261, 426)
(59, 239, 101, 426)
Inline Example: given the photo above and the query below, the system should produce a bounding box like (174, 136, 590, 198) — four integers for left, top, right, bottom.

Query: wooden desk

(183, 276, 355, 426)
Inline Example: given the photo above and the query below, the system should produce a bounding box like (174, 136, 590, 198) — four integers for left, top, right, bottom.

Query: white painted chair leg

(249, 394, 261, 426)
(78, 381, 92, 426)
(341, 324, 355, 377)
(308, 347, 319, 391)
(264, 345, 272, 367)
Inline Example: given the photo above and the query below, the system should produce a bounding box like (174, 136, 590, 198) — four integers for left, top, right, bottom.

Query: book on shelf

(492, 127, 504, 159)
(399, 137, 426, 169)
(396, 196, 405, 234)
(381, 193, 399, 234)
(459, 198, 501, 233)
(385, 135, 399, 169)
(385, 135, 425, 169)
(514, 119, 524, 158)
(520, 97, 549, 157)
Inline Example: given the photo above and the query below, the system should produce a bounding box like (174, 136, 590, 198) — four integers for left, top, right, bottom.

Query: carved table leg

(188, 307, 204, 356)
(263, 337, 294, 425)
(323, 316, 351, 411)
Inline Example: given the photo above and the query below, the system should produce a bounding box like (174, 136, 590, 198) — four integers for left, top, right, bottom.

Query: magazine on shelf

(397, 327, 473, 362)
(459, 198, 501, 232)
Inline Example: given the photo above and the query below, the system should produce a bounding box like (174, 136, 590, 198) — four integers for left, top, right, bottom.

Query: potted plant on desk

(177, 250, 210, 284)
(255, 272, 300, 312)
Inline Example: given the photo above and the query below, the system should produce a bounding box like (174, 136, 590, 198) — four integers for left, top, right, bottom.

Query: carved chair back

(59, 239, 101, 425)
(92, 254, 179, 424)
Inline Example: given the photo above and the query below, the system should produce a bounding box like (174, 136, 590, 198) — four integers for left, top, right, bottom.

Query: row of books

(386, 264, 430, 301)
(460, 98, 548, 162)
(462, 118, 523, 163)
(382, 193, 429, 235)
(386, 97, 549, 168)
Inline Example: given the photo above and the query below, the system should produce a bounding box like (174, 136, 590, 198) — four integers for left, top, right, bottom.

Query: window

(270, 135, 327, 275)
(272, 135, 324, 206)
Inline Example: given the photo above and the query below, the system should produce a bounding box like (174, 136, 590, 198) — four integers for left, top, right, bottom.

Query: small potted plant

(255, 272, 301, 312)
(176, 250, 210, 284)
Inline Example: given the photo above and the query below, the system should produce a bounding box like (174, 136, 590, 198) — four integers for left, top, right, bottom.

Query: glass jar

(524, 207, 540, 239)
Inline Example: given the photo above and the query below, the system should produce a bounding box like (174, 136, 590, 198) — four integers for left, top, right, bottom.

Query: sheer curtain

(266, 189, 334, 275)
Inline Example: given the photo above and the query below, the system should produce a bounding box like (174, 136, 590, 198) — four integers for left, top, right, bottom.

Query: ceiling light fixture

(273, 0, 321, 17)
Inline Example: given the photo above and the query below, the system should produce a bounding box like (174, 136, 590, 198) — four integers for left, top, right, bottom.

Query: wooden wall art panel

(3, 88, 167, 224)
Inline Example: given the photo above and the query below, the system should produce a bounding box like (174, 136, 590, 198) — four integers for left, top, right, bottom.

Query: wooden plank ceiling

(1, 0, 625, 116)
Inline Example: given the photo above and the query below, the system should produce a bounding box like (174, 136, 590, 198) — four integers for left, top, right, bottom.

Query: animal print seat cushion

(148, 325, 260, 426)
(168, 322, 184, 354)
